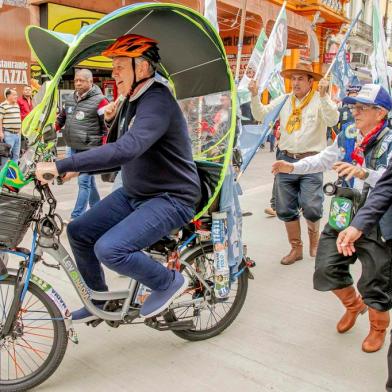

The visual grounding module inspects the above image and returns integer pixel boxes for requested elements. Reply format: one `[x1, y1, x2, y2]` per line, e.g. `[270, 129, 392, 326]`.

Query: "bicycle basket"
[0, 190, 41, 249]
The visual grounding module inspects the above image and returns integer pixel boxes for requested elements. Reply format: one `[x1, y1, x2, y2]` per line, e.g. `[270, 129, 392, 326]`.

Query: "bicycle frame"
[1, 222, 214, 335]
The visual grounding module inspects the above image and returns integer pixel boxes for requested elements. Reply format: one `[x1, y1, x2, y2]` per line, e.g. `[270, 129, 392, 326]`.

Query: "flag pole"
[324, 9, 362, 79]
[235, 0, 247, 85]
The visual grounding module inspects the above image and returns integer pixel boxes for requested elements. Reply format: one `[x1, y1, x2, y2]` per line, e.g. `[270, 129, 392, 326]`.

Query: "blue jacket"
[56, 82, 201, 207]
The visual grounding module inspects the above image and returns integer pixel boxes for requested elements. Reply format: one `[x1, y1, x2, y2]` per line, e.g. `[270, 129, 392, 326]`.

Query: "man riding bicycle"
[35, 34, 201, 322]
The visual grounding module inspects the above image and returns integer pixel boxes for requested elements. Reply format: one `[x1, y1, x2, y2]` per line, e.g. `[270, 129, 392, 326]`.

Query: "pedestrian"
[264, 120, 280, 218]
[333, 84, 361, 136]
[55, 69, 109, 222]
[17, 85, 33, 121]
[0, 88, 22, 167]
[17, 85, 34, 154]
[274, 84, 392, 353]
[336, 158, 392, 389]
[269, 119, 279, 152]
[249, 62, 339, 264]
[213, 93, 230, 134]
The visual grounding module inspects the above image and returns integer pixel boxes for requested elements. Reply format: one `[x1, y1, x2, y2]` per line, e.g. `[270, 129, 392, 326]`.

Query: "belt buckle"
[292, 153, 298, 159]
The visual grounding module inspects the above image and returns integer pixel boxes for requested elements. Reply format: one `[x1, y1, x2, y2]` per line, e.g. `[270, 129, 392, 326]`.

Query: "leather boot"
[306, 219, 320, 257]
[281, 220, 303, 265]
[362, 308, 390, 353]
[333, 286, 367, 333]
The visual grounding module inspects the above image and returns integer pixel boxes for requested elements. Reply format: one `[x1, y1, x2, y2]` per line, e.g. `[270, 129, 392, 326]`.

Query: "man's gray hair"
[75, 68, 93, 82]
[134, 57, 155, 76]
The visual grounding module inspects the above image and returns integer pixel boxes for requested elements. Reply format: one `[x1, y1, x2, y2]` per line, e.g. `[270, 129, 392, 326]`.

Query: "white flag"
[370, 0, 390, 93]
[238, 3, 287, 97]
[204, 0, 219, 32]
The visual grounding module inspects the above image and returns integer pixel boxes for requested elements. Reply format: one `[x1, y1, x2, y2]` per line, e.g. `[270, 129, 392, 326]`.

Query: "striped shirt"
[0, 101, 21, 132]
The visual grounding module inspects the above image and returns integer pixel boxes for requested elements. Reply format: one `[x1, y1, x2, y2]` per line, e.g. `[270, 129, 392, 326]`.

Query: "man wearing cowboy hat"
[249, 62, 339, 265]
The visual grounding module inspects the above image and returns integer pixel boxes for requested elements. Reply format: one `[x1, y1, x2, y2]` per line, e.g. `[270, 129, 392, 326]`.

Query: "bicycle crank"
[144, 316, 194, 331]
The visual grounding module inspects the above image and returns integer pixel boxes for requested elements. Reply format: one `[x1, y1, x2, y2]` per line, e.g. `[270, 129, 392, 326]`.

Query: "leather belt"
[282, 150, 318, 160]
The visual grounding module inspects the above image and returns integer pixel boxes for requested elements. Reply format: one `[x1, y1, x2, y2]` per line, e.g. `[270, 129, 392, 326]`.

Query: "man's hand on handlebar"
[61, 172, 79, 182]
[35, 162, 78, 184]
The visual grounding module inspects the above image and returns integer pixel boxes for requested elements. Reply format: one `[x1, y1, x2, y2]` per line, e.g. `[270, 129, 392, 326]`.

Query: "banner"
[237, 30, 286, 105]
[204, 0, 219, 32]
[332, 48, 360, 99]
[238, 3, 287, 100]
[239, 95, 288, 174]
[370, 0, 390, 93]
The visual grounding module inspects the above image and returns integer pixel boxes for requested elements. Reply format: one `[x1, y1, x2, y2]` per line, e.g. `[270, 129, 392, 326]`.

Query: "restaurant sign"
[0, 59, 28, 85]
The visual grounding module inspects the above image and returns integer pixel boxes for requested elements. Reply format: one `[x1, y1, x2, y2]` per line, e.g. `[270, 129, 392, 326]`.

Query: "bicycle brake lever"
[56, 174, 65, 185]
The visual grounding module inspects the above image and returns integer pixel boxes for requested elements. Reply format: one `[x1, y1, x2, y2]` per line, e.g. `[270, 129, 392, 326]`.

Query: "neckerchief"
[351, 120, 386, 165]
[285, 89, 315, 134]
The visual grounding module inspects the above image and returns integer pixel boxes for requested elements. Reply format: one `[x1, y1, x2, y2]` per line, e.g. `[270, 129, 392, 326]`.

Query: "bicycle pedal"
[87, 319, 103, 327]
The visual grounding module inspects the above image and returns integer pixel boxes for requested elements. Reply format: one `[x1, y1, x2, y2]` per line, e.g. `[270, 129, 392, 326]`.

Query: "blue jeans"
[67, 188, 195, 292]
[275, 150, 323, 222]
[66, 147, 100, 219]
[269, 134, 276, 152]
[1, 131, 20, 167]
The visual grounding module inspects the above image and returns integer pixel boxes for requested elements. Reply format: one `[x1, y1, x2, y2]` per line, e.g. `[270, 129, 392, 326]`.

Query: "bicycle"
[0, 171, 255, 391]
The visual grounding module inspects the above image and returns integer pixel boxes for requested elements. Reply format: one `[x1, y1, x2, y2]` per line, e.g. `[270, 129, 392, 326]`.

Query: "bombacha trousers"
[314, 223, 392, 312]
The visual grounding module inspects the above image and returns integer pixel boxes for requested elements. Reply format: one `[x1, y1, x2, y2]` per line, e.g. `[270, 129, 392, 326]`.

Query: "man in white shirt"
[273, 84, 392, 353]
[249, 62, 339, 265]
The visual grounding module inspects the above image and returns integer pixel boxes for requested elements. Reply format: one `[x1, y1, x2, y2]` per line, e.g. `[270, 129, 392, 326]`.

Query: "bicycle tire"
[164, 243, 248, 341]
[0, 275, 68, 392]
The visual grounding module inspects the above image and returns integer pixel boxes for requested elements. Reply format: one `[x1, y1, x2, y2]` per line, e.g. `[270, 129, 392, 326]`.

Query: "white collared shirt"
[250, 90, 339, 153]
[291, 136, 392, 191]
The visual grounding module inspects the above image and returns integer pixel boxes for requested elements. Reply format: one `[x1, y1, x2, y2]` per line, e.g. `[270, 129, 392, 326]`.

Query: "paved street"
[7, 148, 388, 392]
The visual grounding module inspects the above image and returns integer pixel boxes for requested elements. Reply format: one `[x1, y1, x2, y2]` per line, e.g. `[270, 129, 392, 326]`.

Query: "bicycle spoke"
[0, 278, 60, 385]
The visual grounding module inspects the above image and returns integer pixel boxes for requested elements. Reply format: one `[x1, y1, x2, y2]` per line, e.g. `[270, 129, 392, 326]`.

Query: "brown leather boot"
[281, 220, 303, 265]
[306, 219, 320, 257]
[362, 308, 390, 353]
[333, 286, 367, 333]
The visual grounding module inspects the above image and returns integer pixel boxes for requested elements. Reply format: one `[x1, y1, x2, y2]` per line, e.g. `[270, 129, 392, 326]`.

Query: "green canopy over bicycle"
[22, 2, 236, 219]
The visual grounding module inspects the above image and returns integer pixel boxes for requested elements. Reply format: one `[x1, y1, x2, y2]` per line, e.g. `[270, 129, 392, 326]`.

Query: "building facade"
[0, 0, 350, 97]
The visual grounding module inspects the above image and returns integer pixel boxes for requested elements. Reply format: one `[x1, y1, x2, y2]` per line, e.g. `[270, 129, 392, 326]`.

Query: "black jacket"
[57, 85, 107, 150]
[351, 161, 392, 236]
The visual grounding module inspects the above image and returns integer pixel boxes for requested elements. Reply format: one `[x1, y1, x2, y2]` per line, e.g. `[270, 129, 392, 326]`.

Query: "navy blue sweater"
[56, 82, 201, 207]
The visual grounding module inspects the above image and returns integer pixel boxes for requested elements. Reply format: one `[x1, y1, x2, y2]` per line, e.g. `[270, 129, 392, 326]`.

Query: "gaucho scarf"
[286, 90, 315, 134]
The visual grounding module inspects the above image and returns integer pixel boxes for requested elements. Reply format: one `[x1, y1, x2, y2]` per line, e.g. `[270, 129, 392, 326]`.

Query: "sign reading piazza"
[0, 60, 28, 85]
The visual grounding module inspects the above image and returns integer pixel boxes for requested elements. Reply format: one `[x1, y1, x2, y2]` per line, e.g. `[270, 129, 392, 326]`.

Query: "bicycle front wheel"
[164, 243, 248, 341]
[0, 275, 68, 392]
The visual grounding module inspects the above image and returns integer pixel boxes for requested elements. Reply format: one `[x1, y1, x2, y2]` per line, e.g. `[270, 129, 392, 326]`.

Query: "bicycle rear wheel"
[164, 243, 248, 341]
[0, 275, 68, 392]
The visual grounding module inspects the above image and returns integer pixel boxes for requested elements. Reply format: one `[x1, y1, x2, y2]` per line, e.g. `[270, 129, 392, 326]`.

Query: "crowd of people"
[247, 62, 392, 389]
[3, 34, 392, 389]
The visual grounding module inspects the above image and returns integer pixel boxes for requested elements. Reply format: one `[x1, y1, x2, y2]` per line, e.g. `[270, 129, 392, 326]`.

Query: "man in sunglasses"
[272, 84, 392, 353]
